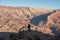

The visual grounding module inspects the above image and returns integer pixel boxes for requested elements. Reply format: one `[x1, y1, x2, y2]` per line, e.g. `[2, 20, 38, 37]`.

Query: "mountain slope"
[0, 6, 60, 40]
[0, 6, 53, 32]
[47, 11, 60, 35]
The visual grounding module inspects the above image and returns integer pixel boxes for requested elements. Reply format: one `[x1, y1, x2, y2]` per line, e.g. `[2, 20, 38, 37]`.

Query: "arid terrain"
[0, 6, 60, 40]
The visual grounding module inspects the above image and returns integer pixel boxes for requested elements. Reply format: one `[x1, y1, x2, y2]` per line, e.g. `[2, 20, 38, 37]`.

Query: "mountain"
[0, 6, 53, 32]
[0, 6, 60, 40]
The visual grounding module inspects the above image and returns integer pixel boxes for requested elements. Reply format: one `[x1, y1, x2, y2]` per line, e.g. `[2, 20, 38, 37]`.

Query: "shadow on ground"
[30, 13, 52, 26]
[0, 30, 60, 40]
[50, 26, 60, 36]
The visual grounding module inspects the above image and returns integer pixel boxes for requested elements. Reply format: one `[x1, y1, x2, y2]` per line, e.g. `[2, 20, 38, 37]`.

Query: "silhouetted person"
[27, 24, 31, 30]
[10, 33, 13, 39]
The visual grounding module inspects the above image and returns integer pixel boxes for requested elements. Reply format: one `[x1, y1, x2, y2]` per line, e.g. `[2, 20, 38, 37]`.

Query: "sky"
[0, 0, 60, 9]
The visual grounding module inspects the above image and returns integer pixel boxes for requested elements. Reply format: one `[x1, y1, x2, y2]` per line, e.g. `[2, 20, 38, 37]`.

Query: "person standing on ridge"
[27, 23, 31, 30]
[24, 18, 31, 30]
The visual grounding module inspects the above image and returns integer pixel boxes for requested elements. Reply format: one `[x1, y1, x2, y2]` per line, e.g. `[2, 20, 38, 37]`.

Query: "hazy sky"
[0, 0, 60, 9]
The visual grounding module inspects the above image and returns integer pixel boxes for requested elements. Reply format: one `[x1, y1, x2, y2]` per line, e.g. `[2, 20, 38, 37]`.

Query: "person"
[27, 24, 31, 30]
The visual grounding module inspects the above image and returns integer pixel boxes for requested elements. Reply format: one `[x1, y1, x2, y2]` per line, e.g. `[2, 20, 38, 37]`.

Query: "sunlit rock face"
[47, 11, 60, 35]
[0, 6, 60, 40]
[0, 6, 53, 32]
